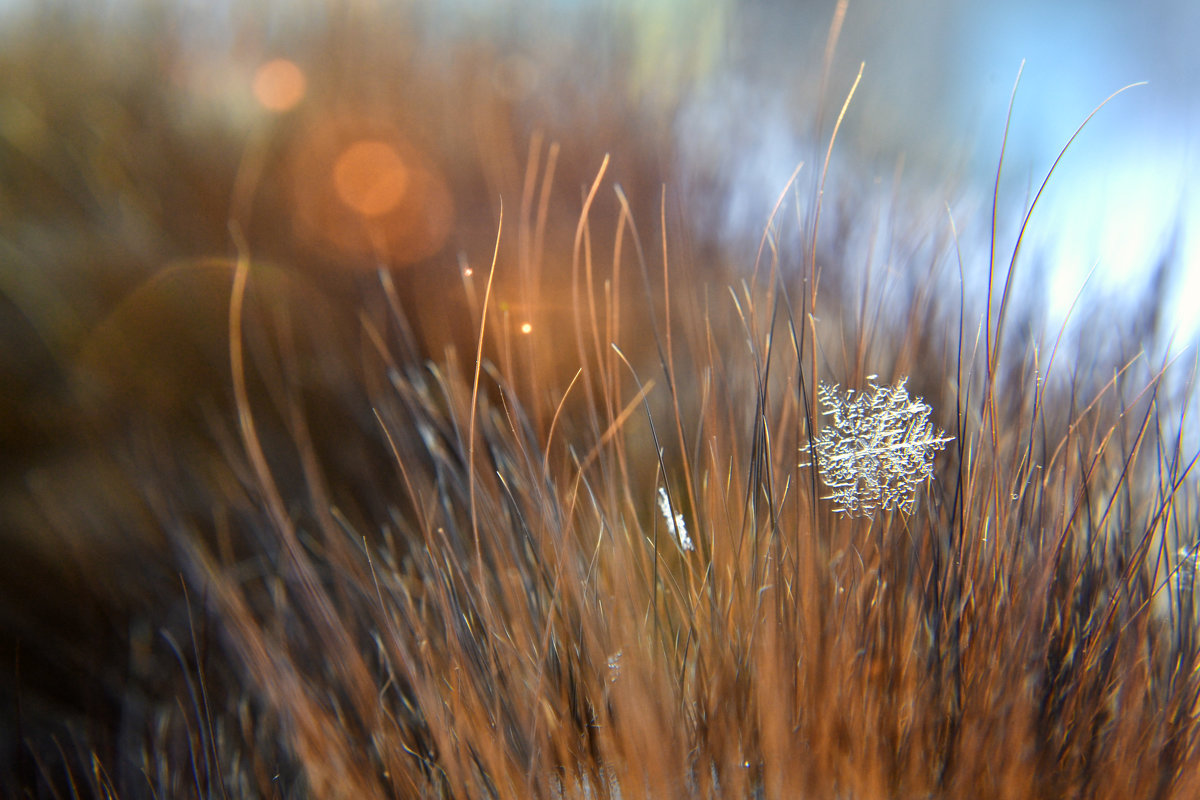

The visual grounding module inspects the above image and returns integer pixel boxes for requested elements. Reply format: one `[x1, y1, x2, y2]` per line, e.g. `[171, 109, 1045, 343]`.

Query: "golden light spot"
[288, 117, 455, 267]
[463, 267, 473, 277]
[253, 59, 306, 112]
[520, 322, 533, 334]
[333, 140, 410, 217]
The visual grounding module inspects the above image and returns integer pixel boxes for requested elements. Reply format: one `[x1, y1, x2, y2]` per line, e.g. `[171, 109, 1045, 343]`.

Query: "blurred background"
[674, 0, 1198, 348]
[2, 0, 1196, 336]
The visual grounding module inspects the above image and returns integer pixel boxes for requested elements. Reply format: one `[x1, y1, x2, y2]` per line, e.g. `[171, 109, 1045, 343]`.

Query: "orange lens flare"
[333, 140, 410, 217]
[288, 117, 455, 268]
[252, 59, 306, 112]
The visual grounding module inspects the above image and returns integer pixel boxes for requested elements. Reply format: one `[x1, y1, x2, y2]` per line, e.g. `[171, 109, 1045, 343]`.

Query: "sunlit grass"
[2, 3, 1198, 799]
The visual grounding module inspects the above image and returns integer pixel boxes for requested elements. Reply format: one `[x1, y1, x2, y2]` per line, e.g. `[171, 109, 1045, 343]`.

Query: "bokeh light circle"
[288, 116, 455, 267]
[333, 140, 410, 217]
[253, 59, 306, 112]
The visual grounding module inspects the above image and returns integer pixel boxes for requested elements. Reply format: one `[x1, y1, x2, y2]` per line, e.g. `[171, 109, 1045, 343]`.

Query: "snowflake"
[804, 377, 953, 518]
[657, 487, 693, 552]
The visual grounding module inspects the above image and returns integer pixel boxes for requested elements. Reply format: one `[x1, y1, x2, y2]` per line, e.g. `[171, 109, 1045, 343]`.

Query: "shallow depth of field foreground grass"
[3, 4, 1200, 799]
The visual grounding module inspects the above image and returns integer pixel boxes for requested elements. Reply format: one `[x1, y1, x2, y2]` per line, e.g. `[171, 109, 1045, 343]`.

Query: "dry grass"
[2, 2, 1198, 799]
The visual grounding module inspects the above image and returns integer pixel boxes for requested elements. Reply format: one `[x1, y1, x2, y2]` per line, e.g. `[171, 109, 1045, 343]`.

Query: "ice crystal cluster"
[657, 486, 694, 552]
[808, 377, 953, 518]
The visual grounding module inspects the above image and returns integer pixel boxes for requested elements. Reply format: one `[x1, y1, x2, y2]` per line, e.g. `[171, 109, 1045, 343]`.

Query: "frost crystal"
[805, 378, 953, 518]
[657, 487, 693, 552]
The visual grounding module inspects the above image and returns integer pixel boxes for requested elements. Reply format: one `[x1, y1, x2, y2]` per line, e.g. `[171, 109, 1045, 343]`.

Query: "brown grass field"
[1, 2, 1198, 797]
